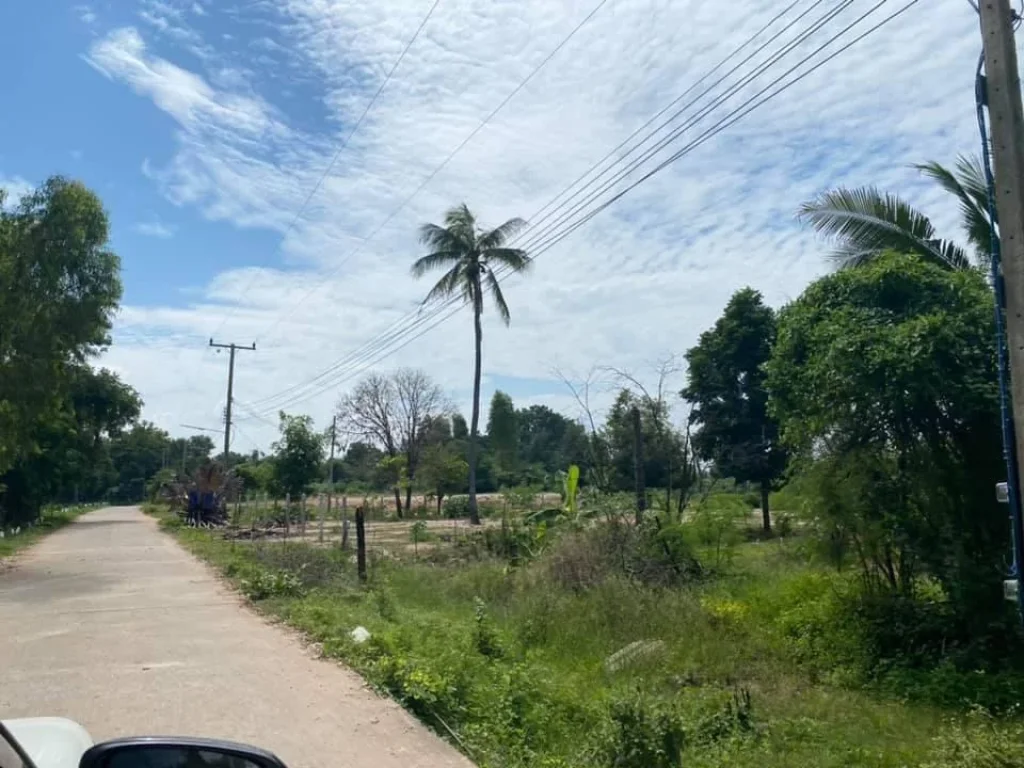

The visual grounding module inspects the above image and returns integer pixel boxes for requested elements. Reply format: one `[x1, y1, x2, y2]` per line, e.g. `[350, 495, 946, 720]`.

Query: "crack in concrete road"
[0, 506, 474, 768]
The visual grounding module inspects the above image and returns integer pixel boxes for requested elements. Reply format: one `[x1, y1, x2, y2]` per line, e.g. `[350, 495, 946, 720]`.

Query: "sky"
[0, 0, 999, 454]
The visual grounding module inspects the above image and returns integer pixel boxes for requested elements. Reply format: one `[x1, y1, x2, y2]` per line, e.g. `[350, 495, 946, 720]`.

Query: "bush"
[240, 569, 304, 600]
[444, 495, 471, 519]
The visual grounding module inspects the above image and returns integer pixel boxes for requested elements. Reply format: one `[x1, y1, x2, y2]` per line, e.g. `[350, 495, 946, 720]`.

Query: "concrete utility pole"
[322, 415, 337, 544]
[978, 0, 1024, 609]
[209, 339, 256, 466]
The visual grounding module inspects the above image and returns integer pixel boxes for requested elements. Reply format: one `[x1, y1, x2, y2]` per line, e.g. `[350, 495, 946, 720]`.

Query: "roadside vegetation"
[10, 160, 1024, 765]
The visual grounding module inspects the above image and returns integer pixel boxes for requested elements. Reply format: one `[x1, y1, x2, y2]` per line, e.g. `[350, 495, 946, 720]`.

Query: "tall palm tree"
[797, 154, 995, 271]
[411, 204, 530, 525]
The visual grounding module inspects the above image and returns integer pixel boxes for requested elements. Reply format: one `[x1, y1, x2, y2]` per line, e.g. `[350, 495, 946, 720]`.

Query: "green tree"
[603, 389, 686, 500]
[682, 288, 786, 532]
[271, 412, 326, 500]
[0, 177, 122, 480]
[452, 413, 469, 441]
[419, 444, 469, 516]
[411, 204, 531, 524]
[106, 422, 172, 503]
[766, 252, 1005, 624]
[486, 390, 518, 475]
[797, 155, 990, 270]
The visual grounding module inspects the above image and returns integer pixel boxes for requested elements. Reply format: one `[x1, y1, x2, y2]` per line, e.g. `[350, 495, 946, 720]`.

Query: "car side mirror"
[79, 737, 288, 768]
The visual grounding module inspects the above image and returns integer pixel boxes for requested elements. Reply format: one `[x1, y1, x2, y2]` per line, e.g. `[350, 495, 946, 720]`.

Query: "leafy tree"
[106, 422, 172, 503]
[487, 390, 518, 474]
[516, 404, 591, 482]
[766, 252, 1005, 624]
[0, 177, 122, 480]
[603, 389, 687, 500]
[271, 412, 325, 500]
[797, 155, 990, 270]
[452, 413, 469, 440]
[682, 288, 786, 532]
[411, 204, 531, 524]
[234, 460, 275, 495]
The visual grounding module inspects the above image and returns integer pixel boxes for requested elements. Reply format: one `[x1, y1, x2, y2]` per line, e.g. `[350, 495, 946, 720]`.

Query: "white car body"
[1, 718, 94, 768]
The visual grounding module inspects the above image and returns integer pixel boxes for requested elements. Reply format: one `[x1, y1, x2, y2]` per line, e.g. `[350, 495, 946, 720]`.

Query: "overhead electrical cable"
[241, 0, 824, 413]
[241, 0, 920, 417]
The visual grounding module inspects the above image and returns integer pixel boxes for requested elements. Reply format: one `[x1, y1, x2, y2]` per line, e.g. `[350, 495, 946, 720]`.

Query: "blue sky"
[0, 0, 998, 452]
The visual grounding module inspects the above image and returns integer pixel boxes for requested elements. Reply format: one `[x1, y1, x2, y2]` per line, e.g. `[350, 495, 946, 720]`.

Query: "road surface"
[0, 506, 473, 768]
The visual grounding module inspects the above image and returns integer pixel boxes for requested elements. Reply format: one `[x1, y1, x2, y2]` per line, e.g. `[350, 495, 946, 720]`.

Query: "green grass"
[144, 503, 1024, 767]
[0, 504, 99, 559]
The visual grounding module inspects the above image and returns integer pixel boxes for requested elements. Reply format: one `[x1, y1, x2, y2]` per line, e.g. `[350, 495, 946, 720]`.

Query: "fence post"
[284, 492, 290, 544]
[300, 494, 307, 537]
[356, 506, 367, 583]
[319, 492, 326, 544]
[341, 494, 349, 550]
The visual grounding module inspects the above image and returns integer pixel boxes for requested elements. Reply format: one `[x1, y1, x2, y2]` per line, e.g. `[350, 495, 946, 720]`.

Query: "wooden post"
[300, 494, 307, 537]
[341, 495, 349, 550]
[632, 406, 647, 525]
[284, 492, 290, 544]
[355, 507, 367, 583]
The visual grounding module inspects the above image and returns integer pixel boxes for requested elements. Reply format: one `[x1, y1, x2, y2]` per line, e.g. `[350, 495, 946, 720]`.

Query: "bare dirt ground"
[0, 506, 474, 768]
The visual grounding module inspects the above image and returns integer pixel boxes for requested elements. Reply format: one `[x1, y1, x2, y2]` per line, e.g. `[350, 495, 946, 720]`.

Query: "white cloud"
[0, 175, 33, 209]
[135, 220, 176, 238]
[75, 4, 97, 25]
[89, 0, 999, 448]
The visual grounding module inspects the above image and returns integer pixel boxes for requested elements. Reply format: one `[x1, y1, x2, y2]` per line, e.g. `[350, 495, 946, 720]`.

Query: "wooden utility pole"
[979, 0, 1024, 611]
[632, 406, 646, 525]
[209, 339, 255, 466]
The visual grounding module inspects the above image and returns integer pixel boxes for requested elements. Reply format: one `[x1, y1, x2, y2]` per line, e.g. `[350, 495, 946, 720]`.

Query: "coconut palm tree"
[798, 154, 994, 271]
[411, 204, 530, 524]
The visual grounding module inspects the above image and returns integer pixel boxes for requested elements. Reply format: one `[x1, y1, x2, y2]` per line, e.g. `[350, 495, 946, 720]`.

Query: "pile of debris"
[160, 462, 241, 527]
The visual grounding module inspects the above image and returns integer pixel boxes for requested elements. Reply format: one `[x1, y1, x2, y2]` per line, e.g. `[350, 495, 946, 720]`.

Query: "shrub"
[597, 691, 687, 768]
[444, 495, 471, 519]
[240, 569, 304, 600]
[924, 709, 1024, 768]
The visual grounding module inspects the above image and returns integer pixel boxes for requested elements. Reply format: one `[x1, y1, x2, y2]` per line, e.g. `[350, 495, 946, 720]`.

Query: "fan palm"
[798, 154, 995, 271]
[411, 204, 530, 524]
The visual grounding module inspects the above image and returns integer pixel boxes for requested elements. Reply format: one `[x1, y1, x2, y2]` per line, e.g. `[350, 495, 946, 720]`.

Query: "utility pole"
[209, 339, 255, 467]
[978, 0, 1024, 613]
[321, 415, 337, 544]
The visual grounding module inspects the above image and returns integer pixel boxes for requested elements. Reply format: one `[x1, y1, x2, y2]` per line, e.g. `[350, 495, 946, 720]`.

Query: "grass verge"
[0, 504, 99, 560]
[144, 503, 1024, 768]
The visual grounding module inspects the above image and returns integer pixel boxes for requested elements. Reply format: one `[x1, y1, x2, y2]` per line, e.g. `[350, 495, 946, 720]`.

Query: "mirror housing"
[79, 737, 288, 768]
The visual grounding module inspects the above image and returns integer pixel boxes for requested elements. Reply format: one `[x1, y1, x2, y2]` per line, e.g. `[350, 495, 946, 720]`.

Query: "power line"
[242, 0, 858, 414]
[241, 0, 918, 416]
[205, 0, 444, 341]
[242, 0, 822, 413]
[252, 0, 615, 347]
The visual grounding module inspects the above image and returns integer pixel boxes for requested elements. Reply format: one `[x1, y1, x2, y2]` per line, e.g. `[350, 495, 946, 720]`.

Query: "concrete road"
[0, 506, 473, 768]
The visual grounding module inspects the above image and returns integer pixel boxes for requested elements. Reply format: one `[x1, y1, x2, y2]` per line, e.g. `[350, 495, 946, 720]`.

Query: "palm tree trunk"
[468, 290, 483, 525]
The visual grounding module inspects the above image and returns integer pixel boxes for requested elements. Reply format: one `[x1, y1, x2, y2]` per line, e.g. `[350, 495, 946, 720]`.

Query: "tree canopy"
[682, 287, 786, 530]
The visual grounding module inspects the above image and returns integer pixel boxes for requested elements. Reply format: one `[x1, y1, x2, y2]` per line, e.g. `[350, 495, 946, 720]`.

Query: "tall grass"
[147, 503, 1024, 767]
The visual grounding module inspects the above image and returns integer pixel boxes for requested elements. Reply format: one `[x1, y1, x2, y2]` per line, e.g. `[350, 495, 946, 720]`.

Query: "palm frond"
[798, 186, 969, 270]
[410, 249, 463, 278]
[423, 263, 466, 305]
[417, 223, 461, 250]
[484, 268, 511, 325]
[443, 204, 476, 247]
[477, 217, 528, 250]
[482, 247, 531, 273]
[916, 155, 995, 261]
